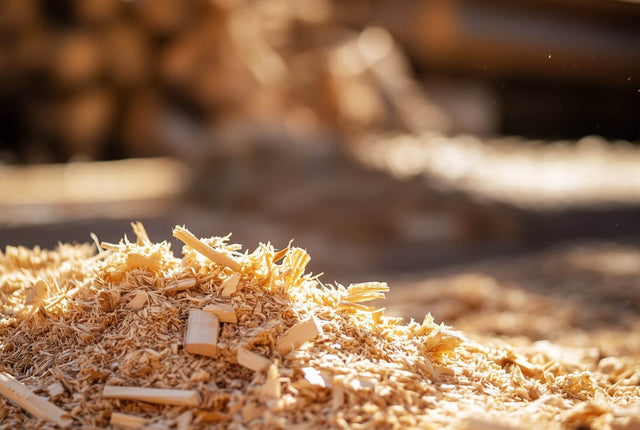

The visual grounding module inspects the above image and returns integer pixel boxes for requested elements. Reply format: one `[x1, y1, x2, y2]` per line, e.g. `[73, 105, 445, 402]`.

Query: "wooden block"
[110, 412, 148, 429]
[220, 273, 240, 297]
[173, 227, 241, 272]
[237, 347, 271, 372]
[203, 303, 237, 323]
[184, 309, 219, 358]
[102, 386, 200, 407]
[125, 291, 148, 311]
[0, 372, 72, 428]
[276, 317, 323, 354]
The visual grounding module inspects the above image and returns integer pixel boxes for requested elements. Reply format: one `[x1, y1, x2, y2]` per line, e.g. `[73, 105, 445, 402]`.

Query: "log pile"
[0, 0, 443, 165]
[1, 223, 638, 428]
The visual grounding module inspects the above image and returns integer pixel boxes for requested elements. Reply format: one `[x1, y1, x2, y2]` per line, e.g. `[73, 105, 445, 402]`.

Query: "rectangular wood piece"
[110, 412, 148, 429]
[184, 309, 220, 357]
[102, 386, 200, 407]
[203, 303, 237, 323]
[0, 372, 72, 428]
[237, 347, 272, 372]
[276, 316, 323, 354]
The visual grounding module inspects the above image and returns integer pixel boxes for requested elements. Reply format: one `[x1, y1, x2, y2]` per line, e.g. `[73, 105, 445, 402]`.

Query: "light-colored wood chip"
[241, 402, 264, 421]
[46, 382, 65, 398]
[276, 316, 323, 354]
[263, 361, 281, 400]
[237, 347, 272, 372]
[176, 410, 193, 430]
[162, 278, 197, 293]
[102, 386, 200, 407]
[301, 367, 331, 388]
[0, 372, 72, 428]
[110, 412, 148, 429]
[173, 226, 241, 272]
[203, 303, 237, 323]
[184, 309, 220, 358]
[220, 273, 240, 297]
[125, 290, 148, 311]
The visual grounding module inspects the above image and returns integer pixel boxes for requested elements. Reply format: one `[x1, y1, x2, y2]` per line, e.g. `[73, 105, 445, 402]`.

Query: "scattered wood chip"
[110, 411, 148, 429]
[0, 372, 72, 428]
[237, 347, 272, 372]
[24, 280, 48, 307]
[277, 316, 323, 354]
[203, 303, 237, 323]
[46, 382, 65, 398]
[175, 410, 193, 430]
[301, 367, 331, 388]
[163, 278, 197, 293]
[241, 402, 264, 421]
[220, 273, 240, 297]
[125, 291, 148, 311]
[173, 226, 241, 272]
[184, 309, 220, 358]
[263, 361, 281, 400]
[102, 386, 200, 407]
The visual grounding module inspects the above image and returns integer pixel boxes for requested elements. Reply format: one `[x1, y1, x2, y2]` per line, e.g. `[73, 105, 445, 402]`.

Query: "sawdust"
[1, 224, 638, 429]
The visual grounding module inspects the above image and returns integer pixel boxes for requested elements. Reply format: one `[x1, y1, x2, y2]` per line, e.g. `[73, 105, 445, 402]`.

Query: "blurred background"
[1, 0, 640, 285]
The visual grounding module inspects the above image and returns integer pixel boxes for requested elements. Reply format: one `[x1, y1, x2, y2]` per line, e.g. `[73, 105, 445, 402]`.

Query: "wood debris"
[125, 290, 148, 311]
[276, 316, 323, 354]
[203, 303, 237, 323]
[102, 386, 200, 407]
[237, 347, 271, 372]
[220, 273, 240, 297]
[173, 226, 241, 272]
[1, 223, 639, 429]
[184, 310, 219, 358]
[110, 411, 148, 429]
[0, 372, 72, 428]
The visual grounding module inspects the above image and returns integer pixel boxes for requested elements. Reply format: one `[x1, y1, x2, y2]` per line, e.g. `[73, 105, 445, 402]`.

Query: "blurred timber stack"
[2, 0, 639, 164]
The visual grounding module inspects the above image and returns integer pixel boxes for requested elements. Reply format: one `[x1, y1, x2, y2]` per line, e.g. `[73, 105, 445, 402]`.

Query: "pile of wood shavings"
[1, 224, 638, 429]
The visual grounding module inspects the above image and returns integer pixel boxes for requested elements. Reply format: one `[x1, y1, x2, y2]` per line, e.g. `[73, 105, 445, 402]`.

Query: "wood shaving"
[1, 224, 638, 429]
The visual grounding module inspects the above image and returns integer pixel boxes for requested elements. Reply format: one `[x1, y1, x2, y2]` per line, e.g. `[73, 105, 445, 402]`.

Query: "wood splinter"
[110, 412, 148, 429]
[0, 372, 72, 428]
[237, 347, 272, 372]
[173, 226, 241, 272]
[277, 316, 323, 354]
[102, 386, 200, 407]
[184, 309, 220, 358]
[203, 303, 237, 323]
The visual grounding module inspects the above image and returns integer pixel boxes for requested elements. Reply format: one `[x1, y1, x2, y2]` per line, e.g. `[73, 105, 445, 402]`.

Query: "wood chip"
[176, 410, 193, 430]
[184, 309, 220, 358]
[220, 273, 240, 297]
[203, 303, 237, 323]
[46, 382, 65, 398]
[263, 361, 281, 400]
[0, 372, 72, 428]
[237, 347, 272, 372]
[276, 316, 323, 354]
[102, 386, 200, 407]
[125, 290, 148, 311]
[110, 412, 148, 429]
[162, 278, 197, 293]
[173, 226, 241, 272]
